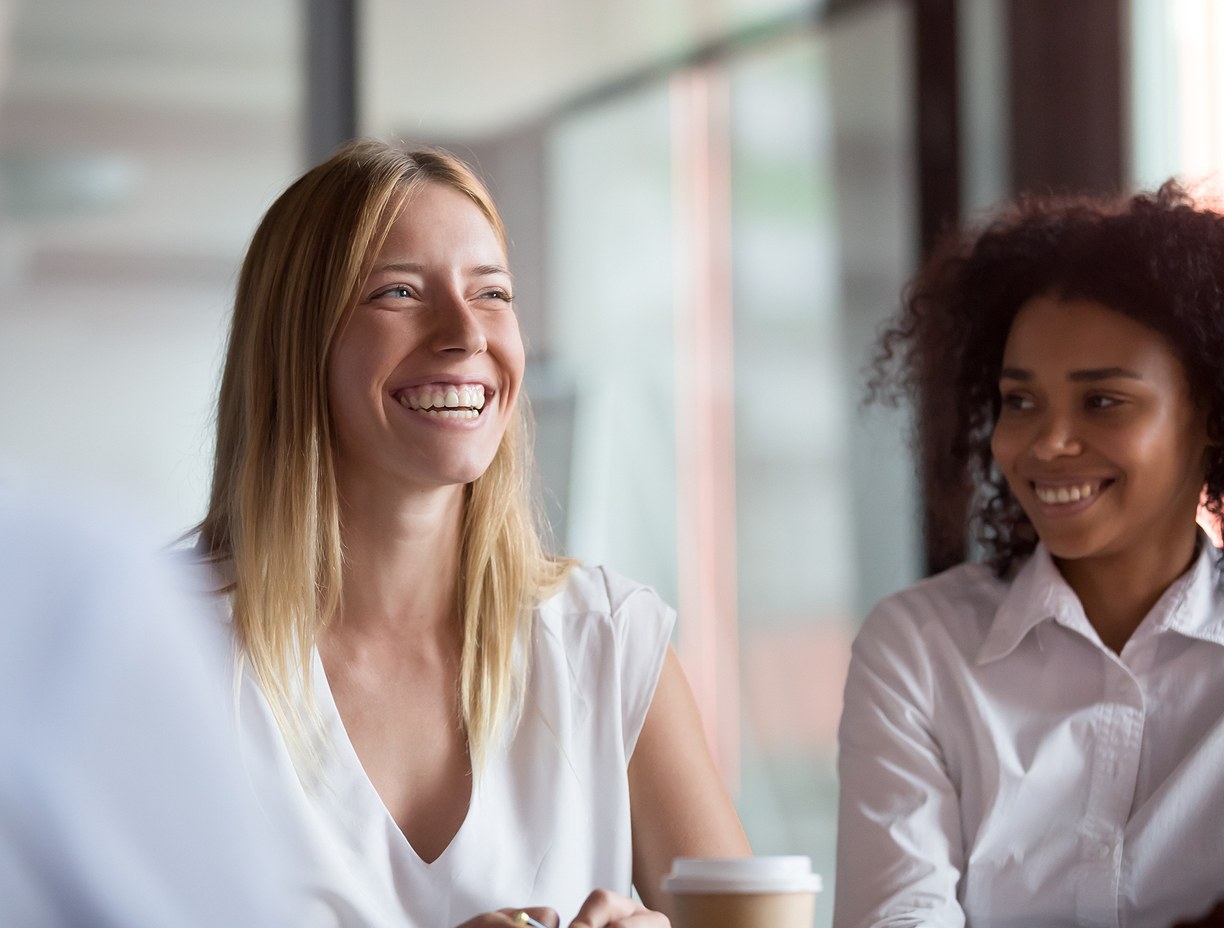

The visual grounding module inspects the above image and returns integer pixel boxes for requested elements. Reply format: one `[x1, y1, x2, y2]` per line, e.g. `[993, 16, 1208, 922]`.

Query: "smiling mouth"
[1032, 480, 1111, 505]
[395, 383, 487, 419]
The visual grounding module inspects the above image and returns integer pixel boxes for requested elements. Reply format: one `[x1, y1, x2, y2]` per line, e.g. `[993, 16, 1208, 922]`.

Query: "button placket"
[1075, 662, 1145, 928]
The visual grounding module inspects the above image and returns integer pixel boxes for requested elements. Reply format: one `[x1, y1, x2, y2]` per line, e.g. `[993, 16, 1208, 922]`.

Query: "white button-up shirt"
[835, 540, 1224, 928]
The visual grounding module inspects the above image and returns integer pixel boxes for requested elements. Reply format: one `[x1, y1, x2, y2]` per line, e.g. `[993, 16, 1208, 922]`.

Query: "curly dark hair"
[870, 181, 1224, 575]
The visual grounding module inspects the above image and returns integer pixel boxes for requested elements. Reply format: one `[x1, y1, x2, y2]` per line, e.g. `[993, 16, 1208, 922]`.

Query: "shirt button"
[1094, 842, 1111, 859]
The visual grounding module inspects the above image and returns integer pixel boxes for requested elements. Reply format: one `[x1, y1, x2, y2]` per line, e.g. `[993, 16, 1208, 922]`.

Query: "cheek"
[989, 423, 1015, 472]
[989, 423, 1030, 499]
[326, 333, 382, 428]
[1164, 416, 1212, 487]
[325, 363, 359, 448]
[495, 323, 527, 386]
[326, 349, 358, 418]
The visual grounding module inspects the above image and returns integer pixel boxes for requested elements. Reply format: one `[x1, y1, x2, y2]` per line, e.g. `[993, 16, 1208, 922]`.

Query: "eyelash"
[370, 285, 513, 303]
[1084, 393, 1121, 410]
[997, 392, 1123, 412]
[378, 285, 414, 300]
[1000, 392, 1032, 411]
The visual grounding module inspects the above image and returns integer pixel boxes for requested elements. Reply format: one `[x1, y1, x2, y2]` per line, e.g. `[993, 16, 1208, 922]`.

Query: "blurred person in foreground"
[835, 183, 1224, 928]
[0, 2, 317, 921]
[194, 139, 750, 928]
[0, 487, 307, 926]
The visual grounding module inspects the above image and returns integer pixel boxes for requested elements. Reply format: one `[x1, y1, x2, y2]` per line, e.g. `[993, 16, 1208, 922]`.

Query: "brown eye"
[999, 392, 1032, 411]
[1084, 394, 1121, 410]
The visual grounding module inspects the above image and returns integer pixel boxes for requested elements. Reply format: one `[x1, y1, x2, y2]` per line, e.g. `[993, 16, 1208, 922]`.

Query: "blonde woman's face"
[328, 181, 525, 498]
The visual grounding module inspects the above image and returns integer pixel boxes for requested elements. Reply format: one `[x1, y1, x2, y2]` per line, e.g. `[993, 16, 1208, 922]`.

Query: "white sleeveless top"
[226, 565, 675, 928]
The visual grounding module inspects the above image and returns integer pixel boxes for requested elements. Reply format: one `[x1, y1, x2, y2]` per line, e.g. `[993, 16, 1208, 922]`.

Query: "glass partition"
[0, 0, 301, 538]
[540, 6, 919, 922]
[1130, 0, 1224, 195]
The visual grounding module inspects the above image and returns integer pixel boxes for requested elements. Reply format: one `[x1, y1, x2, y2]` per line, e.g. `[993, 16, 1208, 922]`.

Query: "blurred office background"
[2, 1, 1222, 924]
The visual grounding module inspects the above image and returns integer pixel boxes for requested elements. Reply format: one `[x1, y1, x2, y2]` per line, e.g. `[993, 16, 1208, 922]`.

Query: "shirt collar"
[977, 545, 1082, 665]
[976, 535, 1224, 665]
[1150, 535, 1224, 646]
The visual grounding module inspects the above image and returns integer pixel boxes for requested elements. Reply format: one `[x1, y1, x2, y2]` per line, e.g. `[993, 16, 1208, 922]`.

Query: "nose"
[1031, 411, 1083, 461]
[429, 292, 487, 356]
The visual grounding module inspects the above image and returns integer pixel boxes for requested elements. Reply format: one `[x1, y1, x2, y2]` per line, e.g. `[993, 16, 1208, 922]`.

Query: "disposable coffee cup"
[662, 856, 822, 928]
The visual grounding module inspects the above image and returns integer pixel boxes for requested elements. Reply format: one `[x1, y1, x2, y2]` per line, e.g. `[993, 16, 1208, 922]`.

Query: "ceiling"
[8, 0, 817, 136]
[361, 0, 814, 140]
[0, 0, 819, 277]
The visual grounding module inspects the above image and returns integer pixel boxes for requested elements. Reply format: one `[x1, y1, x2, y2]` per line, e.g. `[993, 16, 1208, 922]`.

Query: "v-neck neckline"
[310, 647, 479, 869]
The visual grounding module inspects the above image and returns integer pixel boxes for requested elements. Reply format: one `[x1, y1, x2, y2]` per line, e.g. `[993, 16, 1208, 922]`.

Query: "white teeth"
[397, 383, 486, 413]
[1035, 482, 1097, 505]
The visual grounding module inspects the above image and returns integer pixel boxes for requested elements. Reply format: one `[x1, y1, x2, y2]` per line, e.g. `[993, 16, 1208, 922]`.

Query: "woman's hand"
[569, 889, 669, 928]
[452, 890, 667, 928]
[455, 907, 559, 928]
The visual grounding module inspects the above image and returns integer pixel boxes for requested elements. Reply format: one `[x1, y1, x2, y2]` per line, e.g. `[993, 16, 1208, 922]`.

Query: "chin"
[435, 457, 500, 489]
[1029, 524, 1093, 560]
[1043, 543, 1096, 564]
[1040, 532, 1122, 565]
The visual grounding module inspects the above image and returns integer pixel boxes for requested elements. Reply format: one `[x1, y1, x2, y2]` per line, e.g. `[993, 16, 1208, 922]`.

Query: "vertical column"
[305, 0, 359, 165]
[913, 0, 962, 255]
[1007, 0, 1123, 196]
[912, 0, 965, 574]
[670, 66, 741, 791]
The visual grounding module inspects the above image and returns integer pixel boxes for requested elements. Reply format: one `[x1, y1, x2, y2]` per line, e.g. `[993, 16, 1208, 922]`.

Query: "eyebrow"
[368, 262, 512, 278]
[370, 262, 422, 275]
[999, 366, 1144, 382]
[472, 264, 513, 278]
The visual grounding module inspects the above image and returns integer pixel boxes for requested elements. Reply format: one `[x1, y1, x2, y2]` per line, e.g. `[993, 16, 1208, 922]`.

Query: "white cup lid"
[661, 856, 823, 894]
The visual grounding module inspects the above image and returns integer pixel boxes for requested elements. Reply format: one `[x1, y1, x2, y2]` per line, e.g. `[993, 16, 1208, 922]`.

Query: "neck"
[1054, 527, 1201, 653]
[332, 479, 467, 643]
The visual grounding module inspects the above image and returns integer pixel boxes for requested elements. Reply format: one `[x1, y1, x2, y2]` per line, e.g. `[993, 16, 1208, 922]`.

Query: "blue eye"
[365, 284, 419, 304]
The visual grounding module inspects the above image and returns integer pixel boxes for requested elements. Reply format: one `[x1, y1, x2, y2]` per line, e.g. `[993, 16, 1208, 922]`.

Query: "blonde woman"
[197, 139, 749, 928]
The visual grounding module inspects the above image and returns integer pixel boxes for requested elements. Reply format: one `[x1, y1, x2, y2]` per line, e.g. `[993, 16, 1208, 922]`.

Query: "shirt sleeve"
[600, 568, 677, 761]
[833, 592, 967, 928]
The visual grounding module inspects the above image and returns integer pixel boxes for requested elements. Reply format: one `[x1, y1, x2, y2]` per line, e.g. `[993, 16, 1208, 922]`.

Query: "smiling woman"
[990, 296, 1211, 650]
[327, 181, 525, 499]
[195, 139, 750, 928]
[835, 183, 1224, 928]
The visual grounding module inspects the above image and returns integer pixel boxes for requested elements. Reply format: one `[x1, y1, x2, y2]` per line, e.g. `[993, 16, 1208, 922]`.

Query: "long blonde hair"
[198, 139, 572, 769]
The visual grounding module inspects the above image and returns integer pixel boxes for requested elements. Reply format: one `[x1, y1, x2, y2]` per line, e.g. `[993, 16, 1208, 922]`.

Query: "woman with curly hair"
[834, 183, 1224, 928]
[198, 139, 748, 928]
